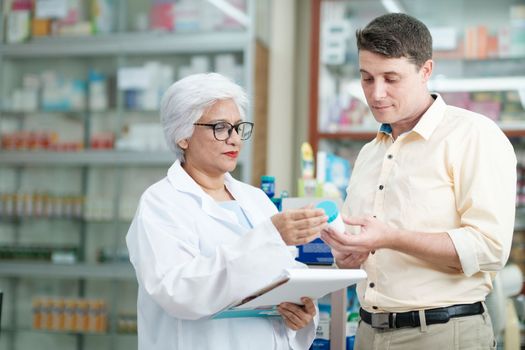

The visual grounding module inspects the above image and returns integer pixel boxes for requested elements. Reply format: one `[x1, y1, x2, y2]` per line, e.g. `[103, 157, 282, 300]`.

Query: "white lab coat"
[126, 160, 317, 350]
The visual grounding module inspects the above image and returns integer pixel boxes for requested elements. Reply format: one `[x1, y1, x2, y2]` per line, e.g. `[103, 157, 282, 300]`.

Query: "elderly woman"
[126, 73, 327, 350]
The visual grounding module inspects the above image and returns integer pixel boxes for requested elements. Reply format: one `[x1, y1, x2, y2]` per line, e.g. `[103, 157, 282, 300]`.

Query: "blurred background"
[0, 0, 524, 349]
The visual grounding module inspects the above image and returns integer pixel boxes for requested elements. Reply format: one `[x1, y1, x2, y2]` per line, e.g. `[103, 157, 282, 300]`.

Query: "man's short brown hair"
[356, 13, 432, 69]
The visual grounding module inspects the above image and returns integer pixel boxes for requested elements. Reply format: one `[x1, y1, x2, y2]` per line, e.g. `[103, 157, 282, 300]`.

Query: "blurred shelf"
[345, 77, 525, 102]
[318, 131, 377, 141]
[0, 216, 85, 224]
[0, 261, 135, 280]
[0, 109, 159, 116]
[0, 31, 248, 57]
[0, 217, 133, 224]
[515, 208, 525, 231]
[317, 123, 525, 140]
[1, 327, 137, 336]
[429, 77, 525, 92]
[0, 150, 174, 166]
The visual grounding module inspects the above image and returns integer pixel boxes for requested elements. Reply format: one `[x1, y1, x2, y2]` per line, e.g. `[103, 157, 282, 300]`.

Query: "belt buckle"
[371, 313, 390, 329]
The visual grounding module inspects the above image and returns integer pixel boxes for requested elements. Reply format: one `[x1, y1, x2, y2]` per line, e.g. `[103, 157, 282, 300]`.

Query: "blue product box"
[311, 338, 330, 350]
[310, 295, 331, 350]
[346, 336, 355, 350]
[296, 238, 334, 265]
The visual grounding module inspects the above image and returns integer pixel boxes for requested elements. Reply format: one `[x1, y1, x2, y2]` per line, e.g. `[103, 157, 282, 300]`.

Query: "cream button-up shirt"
[343, 94, 517, 313]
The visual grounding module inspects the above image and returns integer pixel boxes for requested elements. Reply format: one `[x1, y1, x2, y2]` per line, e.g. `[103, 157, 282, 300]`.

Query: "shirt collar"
[167, 159, 245, 225]
[377, 94, 446, 141]
[167, 159, 237, 199]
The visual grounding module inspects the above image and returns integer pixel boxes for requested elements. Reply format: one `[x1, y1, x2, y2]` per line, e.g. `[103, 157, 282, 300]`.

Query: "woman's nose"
[226, 127, 241, 144]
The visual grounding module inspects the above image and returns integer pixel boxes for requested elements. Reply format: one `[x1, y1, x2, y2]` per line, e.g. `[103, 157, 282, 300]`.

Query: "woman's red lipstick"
[224, 151, 238, 158]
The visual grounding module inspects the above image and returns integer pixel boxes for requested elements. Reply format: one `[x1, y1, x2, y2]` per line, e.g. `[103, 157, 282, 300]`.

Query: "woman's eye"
[214, 123, 228, 131]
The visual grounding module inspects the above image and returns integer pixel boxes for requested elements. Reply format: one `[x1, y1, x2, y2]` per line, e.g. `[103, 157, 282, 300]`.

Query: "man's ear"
[177, 139, 189, 150]
[420, 59, 433, 82]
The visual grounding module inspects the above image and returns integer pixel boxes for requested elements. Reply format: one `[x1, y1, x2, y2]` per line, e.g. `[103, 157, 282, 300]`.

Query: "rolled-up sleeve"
[447, 124, 516, 277]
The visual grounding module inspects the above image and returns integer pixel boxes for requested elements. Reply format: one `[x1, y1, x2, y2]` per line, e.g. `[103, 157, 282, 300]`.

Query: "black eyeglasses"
[193, 121, 254, 141]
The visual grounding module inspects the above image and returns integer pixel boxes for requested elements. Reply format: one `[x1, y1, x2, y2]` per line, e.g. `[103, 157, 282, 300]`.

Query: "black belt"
[360, 302, 484, 330]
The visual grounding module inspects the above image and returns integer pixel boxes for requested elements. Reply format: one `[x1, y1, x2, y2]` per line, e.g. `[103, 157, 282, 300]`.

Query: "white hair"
[160, 72, 248, 162]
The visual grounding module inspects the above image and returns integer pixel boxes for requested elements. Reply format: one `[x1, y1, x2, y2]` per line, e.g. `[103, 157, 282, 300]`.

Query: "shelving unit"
[0, 32, 249, 57]
[309, 1, 525, 349]
[309, 0, 525, 155]
[0, 262, 135, 280]
[0, 1, 255, 350]
[0, 150, 174, 166]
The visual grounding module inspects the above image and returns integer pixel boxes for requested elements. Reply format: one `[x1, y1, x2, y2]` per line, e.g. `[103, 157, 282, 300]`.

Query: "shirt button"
[379, 185, 384, 190]
[371, 250, 376, 254]
[387, 154, 393, 159]
[369, 282, 375, 288]
[372, 306, 378, 310]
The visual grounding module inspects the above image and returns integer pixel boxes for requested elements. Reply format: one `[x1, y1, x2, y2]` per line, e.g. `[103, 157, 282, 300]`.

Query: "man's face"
[358, 50, 433, 127]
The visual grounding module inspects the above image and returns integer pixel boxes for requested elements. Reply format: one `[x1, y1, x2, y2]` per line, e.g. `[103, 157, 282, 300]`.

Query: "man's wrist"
[385, 226, 403, 250]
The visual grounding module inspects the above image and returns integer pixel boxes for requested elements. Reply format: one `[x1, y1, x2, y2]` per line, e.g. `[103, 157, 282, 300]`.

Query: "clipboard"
[212, 268, 366, 319]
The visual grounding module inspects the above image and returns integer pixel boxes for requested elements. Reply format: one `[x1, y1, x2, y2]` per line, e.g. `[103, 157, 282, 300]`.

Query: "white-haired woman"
[126, 73, 327, 350]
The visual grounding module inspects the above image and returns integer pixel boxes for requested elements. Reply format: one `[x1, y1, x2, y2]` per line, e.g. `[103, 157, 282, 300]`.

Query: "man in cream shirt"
[321, 13, 516, 350]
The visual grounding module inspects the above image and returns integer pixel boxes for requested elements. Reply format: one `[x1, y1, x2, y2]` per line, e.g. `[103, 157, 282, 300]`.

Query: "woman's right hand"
[271, 208, 327, 245]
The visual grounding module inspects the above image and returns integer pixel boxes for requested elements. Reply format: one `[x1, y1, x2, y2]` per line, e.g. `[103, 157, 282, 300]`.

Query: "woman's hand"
[278, 297, 317, 331]
[271, 208, 328, 245]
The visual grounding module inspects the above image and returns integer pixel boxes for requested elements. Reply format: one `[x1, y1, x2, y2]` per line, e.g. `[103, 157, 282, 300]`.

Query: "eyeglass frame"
[193, 121, 254, 141]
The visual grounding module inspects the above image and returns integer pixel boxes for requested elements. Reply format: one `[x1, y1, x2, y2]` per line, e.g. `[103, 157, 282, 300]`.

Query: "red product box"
[149, 3, 175, 31]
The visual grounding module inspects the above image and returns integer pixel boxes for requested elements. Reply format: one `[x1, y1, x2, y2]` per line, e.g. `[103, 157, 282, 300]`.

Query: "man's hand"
[320, 226, 370, 268]
[278, 297, 317, 331]
[271, 208, 328, 245]
[333, 248, 369, 269]
[321, 215, 394, 254]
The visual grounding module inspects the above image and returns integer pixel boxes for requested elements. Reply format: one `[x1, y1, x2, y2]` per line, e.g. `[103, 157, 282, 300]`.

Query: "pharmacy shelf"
[0, 31, 249, 57]
[0, 261, 135, 280]
[428, 77, 525, 92]
[515, 208, 525, 231]
[317, 125, 525, 140]
[0, 327, 137, 337]
[0, 150, 174, 166]
[346, 77, 525, 97]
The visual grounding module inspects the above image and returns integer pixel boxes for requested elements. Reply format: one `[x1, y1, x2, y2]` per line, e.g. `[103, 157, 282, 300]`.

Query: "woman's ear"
[177, 139, 189, 150]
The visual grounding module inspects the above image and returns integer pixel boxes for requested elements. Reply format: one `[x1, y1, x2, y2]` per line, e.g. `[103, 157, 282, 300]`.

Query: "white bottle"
[316, 200, 345, 234]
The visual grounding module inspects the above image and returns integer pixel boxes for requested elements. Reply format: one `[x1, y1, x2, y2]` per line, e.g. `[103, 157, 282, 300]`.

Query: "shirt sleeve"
[126, 195, 297, 320]
[447, 124, 516, 277]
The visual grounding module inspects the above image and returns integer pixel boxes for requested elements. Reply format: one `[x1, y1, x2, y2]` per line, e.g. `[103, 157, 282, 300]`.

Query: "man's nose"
[371, 81, 387, 100]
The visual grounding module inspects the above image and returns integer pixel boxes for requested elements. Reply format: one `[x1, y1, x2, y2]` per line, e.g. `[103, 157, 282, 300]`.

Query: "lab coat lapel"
[167, 161, 243, 228]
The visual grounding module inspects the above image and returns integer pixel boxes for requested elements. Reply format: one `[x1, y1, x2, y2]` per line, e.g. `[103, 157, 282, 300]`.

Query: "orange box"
[32, 298, 43, 329]
[32, 18, 51, 37]
[64, 299, 78, 331]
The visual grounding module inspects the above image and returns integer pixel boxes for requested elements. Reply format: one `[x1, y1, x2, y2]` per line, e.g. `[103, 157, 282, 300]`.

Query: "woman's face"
[179, 99, 243, 177]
